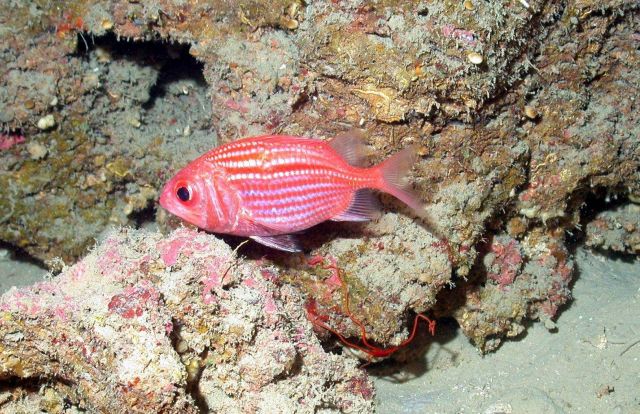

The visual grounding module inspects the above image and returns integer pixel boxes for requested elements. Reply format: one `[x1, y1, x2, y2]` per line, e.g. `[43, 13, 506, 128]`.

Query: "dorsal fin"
[328, 129, 367, 167]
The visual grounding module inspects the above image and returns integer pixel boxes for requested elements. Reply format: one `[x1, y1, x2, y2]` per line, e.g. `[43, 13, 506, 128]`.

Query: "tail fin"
[375, 146, 426, 216]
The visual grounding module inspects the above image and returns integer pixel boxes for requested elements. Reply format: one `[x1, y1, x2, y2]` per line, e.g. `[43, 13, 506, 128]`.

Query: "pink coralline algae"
[484, 236, 524, 289]
[535, 247, 574, 318]
[224, 97, 251, 113]
[518, 175, 563, 203]
[449, 228, 575, 352]
[108, 281, 160, 319]
[441, 24, 478, 46]
[0, 279, 77, 321]
[157, 227, 214, 266]
[0, 133, 25, 150]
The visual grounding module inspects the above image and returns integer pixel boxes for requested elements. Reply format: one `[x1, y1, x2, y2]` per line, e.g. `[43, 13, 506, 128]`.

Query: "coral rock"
[586, 203, 640, 255]
[0, 228, 374, 413]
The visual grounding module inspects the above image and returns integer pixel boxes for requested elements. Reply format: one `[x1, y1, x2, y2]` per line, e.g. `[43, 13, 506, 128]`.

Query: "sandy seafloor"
[373, 248, 640, 414]
[1, 245, 638, 413]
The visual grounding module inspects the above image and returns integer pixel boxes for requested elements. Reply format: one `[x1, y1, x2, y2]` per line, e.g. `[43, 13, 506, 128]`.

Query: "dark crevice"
[568, 189, 637, 262]
[0, 376, 80, 409]
[130, 203, 157, 229]
[168, 321, 210, 412]
[73, 31, 207, 110]
[0, 240, 46, 269]
[142, 47, 207, 111]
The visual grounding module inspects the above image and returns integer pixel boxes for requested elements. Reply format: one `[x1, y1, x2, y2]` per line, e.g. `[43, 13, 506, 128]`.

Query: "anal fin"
[250, 234, 302, 252]
[331, 189, 381, 222]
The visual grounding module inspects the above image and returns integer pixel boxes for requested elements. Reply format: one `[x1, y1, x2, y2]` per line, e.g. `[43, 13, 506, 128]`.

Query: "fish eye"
[176, 186, 191, 202]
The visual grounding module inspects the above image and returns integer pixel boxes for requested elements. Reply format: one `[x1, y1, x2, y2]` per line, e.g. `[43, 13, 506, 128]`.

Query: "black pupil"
[177, 187, 190, 202]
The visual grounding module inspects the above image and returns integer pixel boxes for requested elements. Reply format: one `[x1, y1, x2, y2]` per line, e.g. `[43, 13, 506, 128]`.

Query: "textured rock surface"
[0, 0, 638, 356]
[0, 228, 374, 413]
[442, 227, 574, 352]
[585, 202, 640, 255]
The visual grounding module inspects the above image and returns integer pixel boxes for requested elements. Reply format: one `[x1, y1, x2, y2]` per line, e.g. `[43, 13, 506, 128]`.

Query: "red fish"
[159, 131, 423, 252]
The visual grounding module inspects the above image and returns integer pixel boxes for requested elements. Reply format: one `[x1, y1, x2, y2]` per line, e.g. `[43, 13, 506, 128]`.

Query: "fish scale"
[159, 133, 423, 252]
[216, 140, 370, 231]
[238, 170, 355, 230]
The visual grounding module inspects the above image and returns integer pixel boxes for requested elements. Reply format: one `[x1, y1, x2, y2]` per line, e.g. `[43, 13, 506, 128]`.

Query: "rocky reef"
[0, 228, 374, 412]
[0, 0, 639, 410]
[585, 202, 640, 255]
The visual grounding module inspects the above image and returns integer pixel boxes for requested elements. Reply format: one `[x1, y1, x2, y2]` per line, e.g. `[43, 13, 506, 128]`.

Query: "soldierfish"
[159, 131, 423, 252]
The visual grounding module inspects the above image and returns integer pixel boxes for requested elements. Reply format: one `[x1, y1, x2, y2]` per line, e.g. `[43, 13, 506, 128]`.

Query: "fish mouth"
[158, 182, 172, 211]
[158, 181, 185, 219]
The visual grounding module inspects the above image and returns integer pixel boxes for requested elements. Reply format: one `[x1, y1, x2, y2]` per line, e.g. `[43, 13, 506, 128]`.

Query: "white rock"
[37, 114, 56, 130]
[26, 142, 48, 160]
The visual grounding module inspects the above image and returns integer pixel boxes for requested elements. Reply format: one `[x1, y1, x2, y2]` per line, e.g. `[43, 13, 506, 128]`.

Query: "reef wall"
[0, 1, 638, 407]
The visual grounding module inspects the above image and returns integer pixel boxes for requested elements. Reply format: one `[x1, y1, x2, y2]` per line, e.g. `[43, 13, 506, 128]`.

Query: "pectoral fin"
[250, 234, 302, 252]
